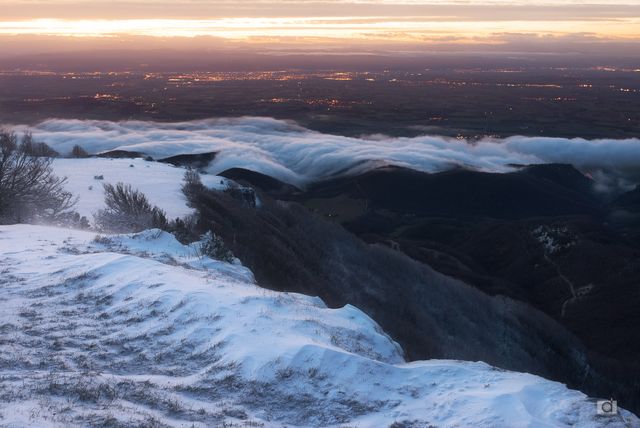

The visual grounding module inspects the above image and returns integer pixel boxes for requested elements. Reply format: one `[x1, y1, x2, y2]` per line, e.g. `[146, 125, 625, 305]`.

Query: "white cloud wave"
[9, 117, 640, 188]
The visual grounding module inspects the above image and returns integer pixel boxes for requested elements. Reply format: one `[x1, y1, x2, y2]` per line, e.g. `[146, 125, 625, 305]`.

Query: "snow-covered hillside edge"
[0, 225, 636, 427]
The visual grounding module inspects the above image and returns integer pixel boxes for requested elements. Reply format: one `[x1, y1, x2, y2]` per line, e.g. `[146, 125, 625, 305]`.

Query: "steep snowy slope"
[0, 225, 637, 427]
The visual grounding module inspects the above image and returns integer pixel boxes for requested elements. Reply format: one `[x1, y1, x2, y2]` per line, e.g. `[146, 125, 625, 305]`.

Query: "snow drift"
[0, 224, 637, 427]
[11, 117, 640, 188]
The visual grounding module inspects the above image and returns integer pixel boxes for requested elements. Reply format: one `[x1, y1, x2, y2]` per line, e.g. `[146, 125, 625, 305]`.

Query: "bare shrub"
[92, 234, 113, 245]
[171, 213, 198, 244]
[54, 211, 90, 229]
[94, 183, 168, 233]
[0, 130, 76, 224]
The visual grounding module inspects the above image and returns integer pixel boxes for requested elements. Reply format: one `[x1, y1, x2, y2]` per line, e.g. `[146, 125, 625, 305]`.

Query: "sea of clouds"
[9, 117, 640, 189]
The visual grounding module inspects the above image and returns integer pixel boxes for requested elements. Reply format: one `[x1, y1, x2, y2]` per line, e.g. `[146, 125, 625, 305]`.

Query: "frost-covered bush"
[94, 183, 168, 233]
[197, 231, 234, 263]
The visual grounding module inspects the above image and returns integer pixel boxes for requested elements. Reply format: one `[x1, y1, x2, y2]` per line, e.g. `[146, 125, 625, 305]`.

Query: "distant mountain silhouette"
[300, 164, 603, 220]
[220, 168, 301, 196]
[159, 152, 217, 168]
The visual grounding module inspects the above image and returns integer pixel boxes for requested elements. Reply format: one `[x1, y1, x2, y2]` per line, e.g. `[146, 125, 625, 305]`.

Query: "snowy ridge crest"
[0, 225, 637, 427]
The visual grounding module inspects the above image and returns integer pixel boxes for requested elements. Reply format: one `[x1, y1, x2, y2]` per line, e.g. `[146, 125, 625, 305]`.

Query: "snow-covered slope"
[51, 158, 230, 220]
[0, 224, 636, 427]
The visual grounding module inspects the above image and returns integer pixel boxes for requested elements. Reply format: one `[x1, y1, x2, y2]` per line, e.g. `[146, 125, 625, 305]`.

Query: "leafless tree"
[0, 130, 76, 224]
[20, 132, 59, 157]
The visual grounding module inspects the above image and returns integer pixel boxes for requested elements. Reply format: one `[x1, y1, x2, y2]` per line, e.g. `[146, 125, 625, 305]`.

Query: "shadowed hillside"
[182, 171, 640, 413]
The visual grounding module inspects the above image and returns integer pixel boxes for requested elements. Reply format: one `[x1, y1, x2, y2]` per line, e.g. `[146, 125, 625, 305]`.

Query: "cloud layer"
[10, 117, 640, 188]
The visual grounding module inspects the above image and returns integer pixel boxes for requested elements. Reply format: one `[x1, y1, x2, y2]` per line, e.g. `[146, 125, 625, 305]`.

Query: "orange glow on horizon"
[0, 17, 638, 43]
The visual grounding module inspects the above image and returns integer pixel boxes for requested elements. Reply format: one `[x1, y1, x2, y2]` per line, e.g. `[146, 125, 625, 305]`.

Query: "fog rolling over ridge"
[11, 117, 640, 189]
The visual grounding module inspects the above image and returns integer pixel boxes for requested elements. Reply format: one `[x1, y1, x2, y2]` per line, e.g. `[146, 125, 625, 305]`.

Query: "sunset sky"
[1, 0, 639, 57]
